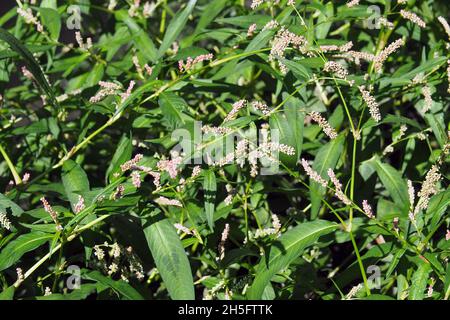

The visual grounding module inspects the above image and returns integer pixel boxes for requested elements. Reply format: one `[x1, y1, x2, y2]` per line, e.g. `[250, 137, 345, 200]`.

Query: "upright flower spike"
[438, 16, 450, 41]
[400, 10, 426, 28]
[373, 38, 405, 72]
[407, 180, 415, 208]
[309, 111, 338, 139]
[131, 171, 141, 188]
[346, 0, 360, 8]
[251, 101, 271, 115]
[218, 223, 230, 260]
[323, 61, 349, 80]
[74, 195, 85, 214]
[247, 24, 257, 37]
[272, 214, 281, 232]
[108, 0, 117, 10]
[0, 212, 12, 230]
[447, 60, 450, 93]
[174, 223, 192, 235]
[155, 196, 182, 207]
[327, 169, 352, 205]
[358, 85, 381, 122]
[191, 165, 201, 178]
[178, 54, 213, 72]
[17, 7, 43, 32]
[414, 165, 441, 214]
[40, 197, 62, 231]
[120, 154, 143, 172]
[16, 268, 24, 285]
[362, 200, 374, 219]
[75, 31, 92, 51]
[224, 100, 247, 122]
[120, 80, 135, 102]
[300, 158, 328, 188]
[269, 27, 307, 73]
[421, 85, 433, 113]
[89, 81, 122, 103]
[251, 0, 264, 10]
[157, 154, 183, 179]
[262, 20, 279, 31]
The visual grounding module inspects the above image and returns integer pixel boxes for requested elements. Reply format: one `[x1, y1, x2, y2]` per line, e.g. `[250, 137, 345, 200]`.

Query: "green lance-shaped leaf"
[38, 8, 61, 41]
[366, 155, 410, 215]
[0, 28, 58, 108]
[115, 10, 158, 63]
[37, 283, 97, 300]
[203, 170, 217, 231]
[62, 160, 90, 212]
[409, 261, 432, 300]
[247, 220, 338, 299]
[158, 92, 189, 130]
[310, 134, 345, 219]
[0, 194, 24, 217]
[105, 133, 132, 183]
[184, 0, 227, 45]
[142, 217, 195, 300]
[158, 0, 197, 57]
[0, 232, 53, 271]
[444, 264, 450, 300]
[269, 93, 304, 168]
[0, 286, 15, 300]
[82, 270, 144, 300]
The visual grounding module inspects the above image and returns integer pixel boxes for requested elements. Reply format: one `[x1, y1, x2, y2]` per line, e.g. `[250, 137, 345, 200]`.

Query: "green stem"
[0, 144, 22, 185]
[14, 214, 111, 288]
[350, 232, 370, 296]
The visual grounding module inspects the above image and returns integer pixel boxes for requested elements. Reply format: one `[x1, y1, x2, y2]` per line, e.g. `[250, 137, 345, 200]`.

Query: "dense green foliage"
[0, 0, 449, 300]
